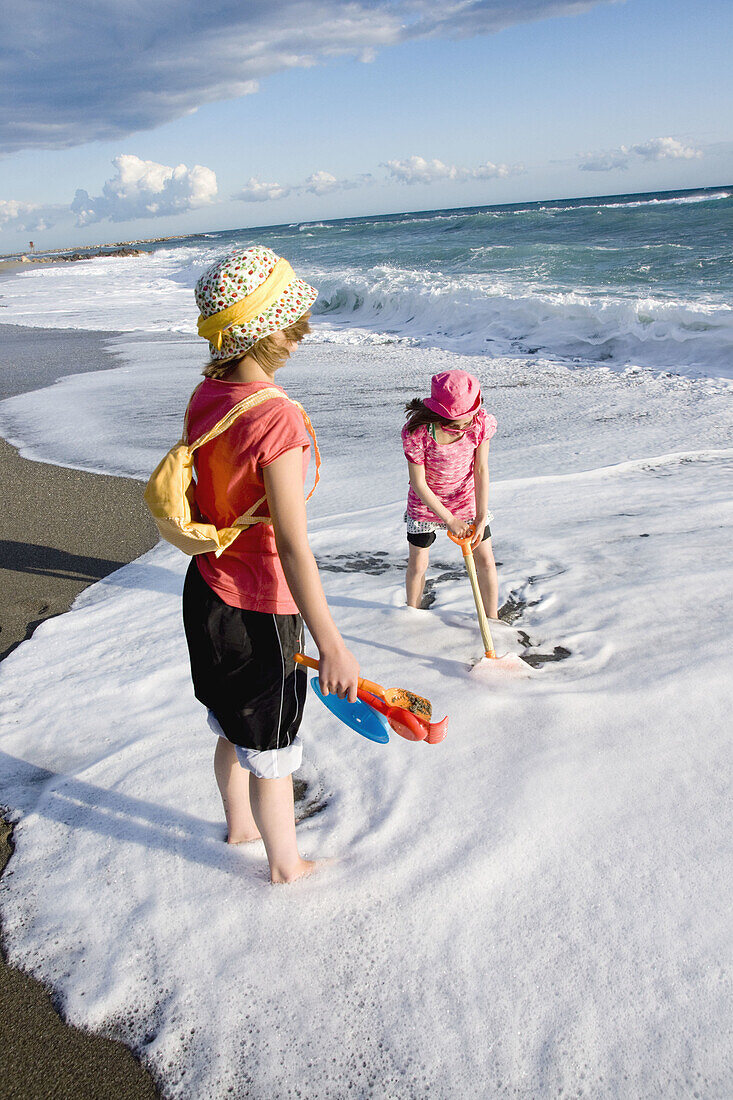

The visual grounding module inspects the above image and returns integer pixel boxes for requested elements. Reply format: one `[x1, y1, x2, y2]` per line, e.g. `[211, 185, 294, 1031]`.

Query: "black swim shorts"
[182, 560, 307, 753]
[407, 524, 491, 548]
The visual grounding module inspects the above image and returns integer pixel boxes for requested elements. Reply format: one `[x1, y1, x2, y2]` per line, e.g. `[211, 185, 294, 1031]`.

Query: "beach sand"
[0, 325, 160, 1097]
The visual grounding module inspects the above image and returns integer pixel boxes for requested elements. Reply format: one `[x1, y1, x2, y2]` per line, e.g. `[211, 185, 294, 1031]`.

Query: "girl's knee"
[474, 543, 495, 567]
[408, 546, 430, 569]
[407, 555, 427, 572]
[407, 562, 428, 583]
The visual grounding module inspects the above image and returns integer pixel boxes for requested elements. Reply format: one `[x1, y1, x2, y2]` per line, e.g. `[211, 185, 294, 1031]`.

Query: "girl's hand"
[447, 515, 471, 540]
[470, 519, 486, 549]
[317, 645, 360, 703]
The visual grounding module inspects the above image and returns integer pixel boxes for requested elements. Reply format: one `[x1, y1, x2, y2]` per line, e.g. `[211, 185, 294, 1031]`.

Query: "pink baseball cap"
[423, 370, 482, 420]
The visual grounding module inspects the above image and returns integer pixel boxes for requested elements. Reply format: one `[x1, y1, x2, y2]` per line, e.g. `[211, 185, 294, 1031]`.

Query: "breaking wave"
[311, 265, 733, 376]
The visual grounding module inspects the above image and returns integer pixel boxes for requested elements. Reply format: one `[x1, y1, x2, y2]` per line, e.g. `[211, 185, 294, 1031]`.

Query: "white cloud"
[234, 177, 292, 202]
[302, 170, 370, 195]
[470, 161, 516, 180]
[578, 152, 632, 172]
[303, 171, 342, 196]
[384, 155, 520, 185]
[0, 1, 618, 152]
[629, 137, 702, 161]
[580, 136, 702, 172]
[233, 157, 517, 201]
[70, 155, 217, 225]
[233, 169, 371, 202]
[0, 199, 56, 232]
[385, 156, 460, 184]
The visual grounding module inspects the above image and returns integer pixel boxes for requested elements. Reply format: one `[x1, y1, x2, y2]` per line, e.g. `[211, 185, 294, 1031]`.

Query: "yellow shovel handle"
[447, 527, 496, 659]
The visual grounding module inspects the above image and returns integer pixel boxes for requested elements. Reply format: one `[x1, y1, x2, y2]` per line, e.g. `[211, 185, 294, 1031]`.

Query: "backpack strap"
[288, 399, 321, 502]
[185, 386, 321, 528]
[185, 387, 283, 450]
[182, 381, 205, 444]
[233, 493, 270, 528]
[231, 402, 321, 528]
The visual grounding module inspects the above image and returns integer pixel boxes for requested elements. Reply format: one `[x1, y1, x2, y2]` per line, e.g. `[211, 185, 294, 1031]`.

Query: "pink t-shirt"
[188, 378, 310, 614]
[401, 407, 497, 522]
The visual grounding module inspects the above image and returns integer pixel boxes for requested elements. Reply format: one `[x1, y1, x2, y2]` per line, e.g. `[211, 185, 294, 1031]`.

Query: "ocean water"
[1, 188, 732, 1098]
[0, 185, 731, 380]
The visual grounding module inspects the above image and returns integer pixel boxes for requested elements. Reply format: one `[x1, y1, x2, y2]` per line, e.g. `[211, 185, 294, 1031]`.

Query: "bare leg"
[406, 544, 431, 608]
[248, 774, 316, 884]
[473, 538, 499, 619]
[213, 736, 261, 844]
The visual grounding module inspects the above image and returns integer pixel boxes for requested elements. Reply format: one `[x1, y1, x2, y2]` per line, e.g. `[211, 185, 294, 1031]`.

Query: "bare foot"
[270, 858, 324, 885]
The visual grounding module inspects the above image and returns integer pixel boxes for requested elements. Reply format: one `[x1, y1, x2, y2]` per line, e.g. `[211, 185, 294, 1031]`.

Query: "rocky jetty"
[17, 247, 143, 263]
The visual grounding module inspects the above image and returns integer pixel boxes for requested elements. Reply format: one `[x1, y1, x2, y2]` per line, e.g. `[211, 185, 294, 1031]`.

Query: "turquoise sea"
[169, 184, 733, 379]
[2, 185, 731, 381]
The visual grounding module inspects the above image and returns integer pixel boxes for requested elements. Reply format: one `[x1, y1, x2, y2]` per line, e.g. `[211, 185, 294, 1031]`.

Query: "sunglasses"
[441, 411, 477, 435]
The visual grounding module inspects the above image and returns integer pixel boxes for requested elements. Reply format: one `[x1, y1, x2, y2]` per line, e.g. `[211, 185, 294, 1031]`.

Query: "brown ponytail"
[404, 398, 454, 434]
[202, 312, 312, 380]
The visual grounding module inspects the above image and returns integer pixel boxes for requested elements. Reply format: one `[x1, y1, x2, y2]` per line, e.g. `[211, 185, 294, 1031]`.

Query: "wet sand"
[0, 324, 160, 1097]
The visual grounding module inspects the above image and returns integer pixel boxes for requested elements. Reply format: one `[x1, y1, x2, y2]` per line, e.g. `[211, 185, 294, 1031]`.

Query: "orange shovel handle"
[294, 652, 320, 673]
[293, 653, 388, 702]
[447, 523, 476, 556]
[355, 677, 389, 700]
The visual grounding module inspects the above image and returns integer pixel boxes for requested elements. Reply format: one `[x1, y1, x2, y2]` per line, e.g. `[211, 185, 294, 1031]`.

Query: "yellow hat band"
[197, 258, 295, 350]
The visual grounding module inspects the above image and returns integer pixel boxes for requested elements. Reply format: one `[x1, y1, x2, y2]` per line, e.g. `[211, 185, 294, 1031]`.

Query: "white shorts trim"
[404, 511, 494, 534]
[207, 711, 303, 779]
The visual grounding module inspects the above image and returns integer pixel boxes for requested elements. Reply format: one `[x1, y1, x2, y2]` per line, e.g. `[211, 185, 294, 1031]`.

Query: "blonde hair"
[203, 313, 312, 380]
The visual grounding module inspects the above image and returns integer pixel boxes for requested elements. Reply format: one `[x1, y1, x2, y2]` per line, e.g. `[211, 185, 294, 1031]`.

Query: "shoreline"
[0, 324, 160, 1098]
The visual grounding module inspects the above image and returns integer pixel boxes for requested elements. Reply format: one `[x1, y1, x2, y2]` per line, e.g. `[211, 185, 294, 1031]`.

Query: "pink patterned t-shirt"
[401, 407, 497, 522]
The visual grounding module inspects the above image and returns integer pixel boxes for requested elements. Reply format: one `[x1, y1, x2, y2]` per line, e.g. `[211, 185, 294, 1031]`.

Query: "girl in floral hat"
[182, 246, 359, 884]
[402, 369, 499, 616]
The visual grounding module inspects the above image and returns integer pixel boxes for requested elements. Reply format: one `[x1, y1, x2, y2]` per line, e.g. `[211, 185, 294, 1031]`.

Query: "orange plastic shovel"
[294, 654, 448, 744]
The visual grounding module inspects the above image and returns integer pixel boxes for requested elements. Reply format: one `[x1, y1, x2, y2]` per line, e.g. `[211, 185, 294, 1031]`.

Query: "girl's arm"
[407, 462, 471, 538]
[471, 440, 490, 548]
[264, 448, 359, 701]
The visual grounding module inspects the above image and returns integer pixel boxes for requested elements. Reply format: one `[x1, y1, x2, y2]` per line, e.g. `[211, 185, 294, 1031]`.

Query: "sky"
[1, 0, 731, 252]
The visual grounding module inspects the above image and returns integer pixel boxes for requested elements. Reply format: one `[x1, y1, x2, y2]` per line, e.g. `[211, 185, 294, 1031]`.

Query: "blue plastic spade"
[309, 678, 390, 744]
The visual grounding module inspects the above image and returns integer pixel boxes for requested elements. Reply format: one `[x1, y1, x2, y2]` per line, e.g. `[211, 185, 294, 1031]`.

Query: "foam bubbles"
[1, 451, 732, 1096]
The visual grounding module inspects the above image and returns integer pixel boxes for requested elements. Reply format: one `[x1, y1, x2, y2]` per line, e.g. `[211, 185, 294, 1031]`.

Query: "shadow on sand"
[0, 751, 325, 876]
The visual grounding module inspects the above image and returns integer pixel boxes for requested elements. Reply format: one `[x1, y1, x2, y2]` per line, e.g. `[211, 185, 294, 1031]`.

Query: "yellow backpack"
[144, 385, 320, 557]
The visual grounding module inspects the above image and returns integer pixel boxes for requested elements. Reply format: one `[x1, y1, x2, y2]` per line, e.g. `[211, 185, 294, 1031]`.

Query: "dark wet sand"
[0, 324, 160, 1098]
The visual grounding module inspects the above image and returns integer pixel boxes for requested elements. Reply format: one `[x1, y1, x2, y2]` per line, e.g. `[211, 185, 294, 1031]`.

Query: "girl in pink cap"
[402, 369, 499, 616]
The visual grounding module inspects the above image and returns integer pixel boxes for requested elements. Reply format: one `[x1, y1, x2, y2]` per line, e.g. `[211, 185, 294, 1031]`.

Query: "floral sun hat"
[195, 245, 318, 361]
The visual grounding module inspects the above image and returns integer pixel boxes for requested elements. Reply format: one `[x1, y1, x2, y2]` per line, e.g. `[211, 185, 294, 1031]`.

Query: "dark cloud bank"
[1, 1, 614, 153]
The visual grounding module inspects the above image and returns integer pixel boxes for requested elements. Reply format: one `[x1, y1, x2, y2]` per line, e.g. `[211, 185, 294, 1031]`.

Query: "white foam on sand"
[1, 437, 732, 1096]
[0, 336, 731, 494]
[1, 264, 732, 1093]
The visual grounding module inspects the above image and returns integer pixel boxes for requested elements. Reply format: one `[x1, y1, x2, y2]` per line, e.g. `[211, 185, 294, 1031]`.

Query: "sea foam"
[1, 447, 731, 1098]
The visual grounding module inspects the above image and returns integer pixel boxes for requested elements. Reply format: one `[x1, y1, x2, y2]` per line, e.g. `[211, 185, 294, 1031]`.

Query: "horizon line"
[2, 182, 731, 259]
